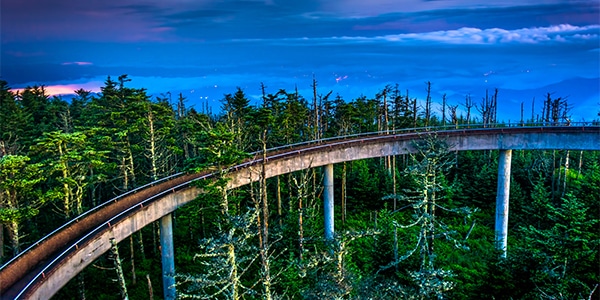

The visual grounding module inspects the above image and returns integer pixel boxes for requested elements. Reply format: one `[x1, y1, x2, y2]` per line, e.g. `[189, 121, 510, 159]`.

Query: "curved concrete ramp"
[1, 126, 598, 299]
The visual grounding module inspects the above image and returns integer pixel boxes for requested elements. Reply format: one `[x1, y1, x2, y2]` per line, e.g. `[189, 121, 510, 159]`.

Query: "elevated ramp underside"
[1, 126, 598, 299]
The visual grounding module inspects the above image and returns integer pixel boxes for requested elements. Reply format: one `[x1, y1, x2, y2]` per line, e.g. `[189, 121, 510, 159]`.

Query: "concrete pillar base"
[160, 214, 176, 300]
[324, 164, 334, 241]
[495, 150, 512, 257]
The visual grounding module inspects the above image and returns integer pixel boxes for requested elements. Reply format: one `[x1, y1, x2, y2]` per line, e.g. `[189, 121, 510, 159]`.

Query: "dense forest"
[0, 75, 598, 299]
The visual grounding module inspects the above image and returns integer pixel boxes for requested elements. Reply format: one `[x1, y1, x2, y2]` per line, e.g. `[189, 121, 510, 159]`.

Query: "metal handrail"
[14, 172, 214, 299]
[0, 171, 185, 270]
[1, 122, 595, 271]
[2, 123, 599, 298]
[261, 122, 597, 154]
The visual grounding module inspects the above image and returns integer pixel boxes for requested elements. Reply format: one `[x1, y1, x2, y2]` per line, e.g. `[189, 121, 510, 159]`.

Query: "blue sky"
[1, 0, 599, 122]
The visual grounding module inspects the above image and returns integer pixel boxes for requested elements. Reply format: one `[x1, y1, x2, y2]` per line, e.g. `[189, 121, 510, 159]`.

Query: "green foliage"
[186, 122, 250, 172]
[0, 77, 598, 299]
[0, 155, 48, 255]
[346, 160, 383, 211]
[0, 81, 31, 155]
[31, 130, 108, 219]
[510, 192, 599, 299]
[176, 210, 261, 299]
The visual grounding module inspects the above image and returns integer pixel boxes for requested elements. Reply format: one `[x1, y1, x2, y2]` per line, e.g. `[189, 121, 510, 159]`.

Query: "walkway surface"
[1, 125, 598, 299]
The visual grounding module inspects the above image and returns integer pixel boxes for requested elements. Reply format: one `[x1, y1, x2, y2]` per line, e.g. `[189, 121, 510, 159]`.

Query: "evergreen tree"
[510, 190, 599, 299]
[0, 81, 29, 156]
[31, 130, 108, 220]
[0, 155, 47, 257]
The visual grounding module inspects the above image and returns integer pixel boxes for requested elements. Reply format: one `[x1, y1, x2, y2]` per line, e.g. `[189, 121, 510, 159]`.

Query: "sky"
[1, 0, 599, 122]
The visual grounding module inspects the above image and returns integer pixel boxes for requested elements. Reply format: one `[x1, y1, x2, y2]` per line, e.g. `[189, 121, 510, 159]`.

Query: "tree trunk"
[227, 243, 239, 299]
[390, 156, 395, 210]
[138, 231, 145, 260]
[147, 105, 158, 181]
[557, 157, 563, 198]
[127, 139, 136, 188]
[383, 88, 389, 133]
[429, 176, 436, 260]
[130, 236, 136, 285]
[442, 94, 447, 126]
[287, 174, 293, 214]
[152, 221, 158, 256]
[394, 227, 399, 272]
[291, 170, 313, 261]
[146, 274, 154, 300]
[425, 82, 431, 127]
[551, 150, 556, 201]
[412, 97, 418, 128]
[465, 94, 473, 127]
[259, 133, 272, 300]
[520, 102, 524, 126]
[109, 238, 129, 300]
[277, 176, 282, 227]
[220, 184, 229, 215]
[393, 155, 398, 270]
[341, 162, 347, 227]
[383, 89, 391, 171]
[312, 76, 319, 140]
[58, 141, 73, 220]
[492, 89, 498, 125]
[312, 169, 317, 211]
[8, 219, 19, 257]
[577, 150, 583, 178]
[297, 176, 305, 261]
[121, 156, 129, 191]
[0, 224, 4, 263]
[374, 211, 378, 230]
[562, 150, 570, 198]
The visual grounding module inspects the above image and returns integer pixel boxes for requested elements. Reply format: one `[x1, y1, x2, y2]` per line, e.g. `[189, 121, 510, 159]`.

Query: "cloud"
[61, 62, 94, 66]
[4, 0, 596, 44]
[278, 24, 599, 45]
[414, 24, 599, 44]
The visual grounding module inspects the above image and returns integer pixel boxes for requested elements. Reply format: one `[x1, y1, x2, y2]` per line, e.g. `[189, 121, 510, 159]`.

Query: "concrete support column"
[324, 164, 334, 241]
[160, 213, 176, 300]
[495, 149, 512, 257]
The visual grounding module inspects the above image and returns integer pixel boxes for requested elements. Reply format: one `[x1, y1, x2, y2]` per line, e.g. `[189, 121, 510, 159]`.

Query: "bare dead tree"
[441, 93, 447, 126]
[176, 210, 260, 299]
[291, 169, 314, 261]
[477, 89, 499, 127]
[424, 82, 432, 127]
[412, 93, 418, 129]
[448, 105, 459, 128]
[312, 75, 319, 140]
[463, 94, 473, 127]
[520, 102, 525, 126]
[492, 88, 498, 125]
